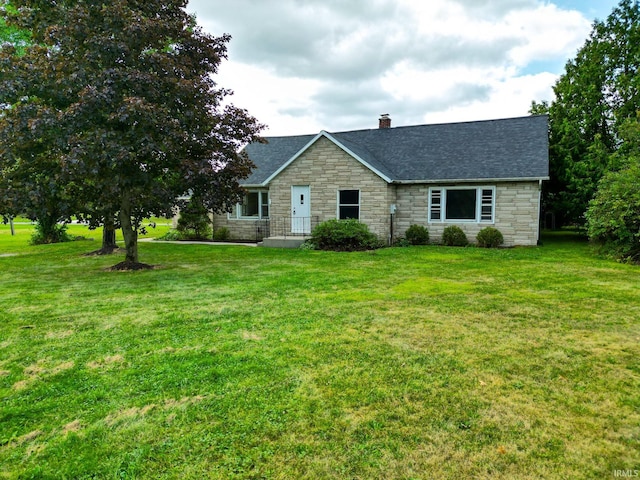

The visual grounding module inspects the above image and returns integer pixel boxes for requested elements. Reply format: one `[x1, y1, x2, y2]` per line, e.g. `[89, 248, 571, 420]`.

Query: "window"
[230, 191, 269, 219]
[338, 190, 360, 219]
[242, 192, 260, 217]
[429, 187, 495, 223]
[446, 189, 477, 220]
[480, 188, 494, 222]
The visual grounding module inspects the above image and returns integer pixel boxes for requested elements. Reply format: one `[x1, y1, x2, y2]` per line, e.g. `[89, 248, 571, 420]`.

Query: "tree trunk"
[84, 216, 120, 256]
[36, 212, 65, 244]
[119, 197, 138, 264]
[102, 218, 117, 251]
[39, 215, 55, 243]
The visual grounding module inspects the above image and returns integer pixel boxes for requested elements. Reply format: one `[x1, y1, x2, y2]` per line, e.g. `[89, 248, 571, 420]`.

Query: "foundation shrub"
[476, 227, 504, 248]
[442, 225, 468, 247]
[405, 224, 430, 245]
[310, 219, 382, 251]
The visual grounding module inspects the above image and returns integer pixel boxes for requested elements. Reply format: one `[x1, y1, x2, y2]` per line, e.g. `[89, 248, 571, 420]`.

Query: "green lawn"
[1, 225, 639, 479]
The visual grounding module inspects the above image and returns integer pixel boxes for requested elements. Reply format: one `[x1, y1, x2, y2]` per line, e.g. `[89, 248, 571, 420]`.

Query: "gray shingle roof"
[242, 115, 549, 185]
[242, 133, 316, 185]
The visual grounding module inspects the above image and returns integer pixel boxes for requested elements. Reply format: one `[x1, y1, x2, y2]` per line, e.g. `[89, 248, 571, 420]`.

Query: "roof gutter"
[391, 176, 550, 185]
[241, 177, 550, 187]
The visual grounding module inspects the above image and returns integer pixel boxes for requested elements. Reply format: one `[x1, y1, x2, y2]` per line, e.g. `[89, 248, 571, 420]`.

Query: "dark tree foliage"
[0, 0, 263, 266]
[534, 0, 640, 226]
[2, 1, 68, 244]
[2, 0, 120, 251]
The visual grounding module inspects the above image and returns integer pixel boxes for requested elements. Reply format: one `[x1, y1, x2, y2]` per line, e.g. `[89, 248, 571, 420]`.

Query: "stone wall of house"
[211, 214, 269, 242]
[394, 181, 541, 246]
[494, 182, 542, 246]
[269, 136, 395, 241]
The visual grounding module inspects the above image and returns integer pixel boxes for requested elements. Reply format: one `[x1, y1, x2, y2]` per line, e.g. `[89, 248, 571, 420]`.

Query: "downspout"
[537, 179, 543, 245]
[390, 212, 394, 245]
[389, 184, 398, 246]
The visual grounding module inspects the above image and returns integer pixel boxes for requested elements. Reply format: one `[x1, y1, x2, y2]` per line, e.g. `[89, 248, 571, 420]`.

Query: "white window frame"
[337, 189, 361, 220]
[228, 190, 269, 220]
[428, 186, 495, 223]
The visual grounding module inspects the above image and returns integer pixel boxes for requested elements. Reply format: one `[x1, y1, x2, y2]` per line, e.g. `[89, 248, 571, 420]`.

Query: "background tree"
[0, 1, 263, 267]
[535, 0, 640, 226]
[0, 25, 75, 243]
[586, 116, 640, 262]
[1, 5, 71, 244]
[2, 1, 120, 250]
[176, 197, 213, 241]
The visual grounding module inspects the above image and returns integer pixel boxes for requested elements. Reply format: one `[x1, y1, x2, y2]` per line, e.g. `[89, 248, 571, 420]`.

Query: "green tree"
[176, 197, 213, 240]
[0, 1, 29, 52]
[0, 1, 263, 267]
[586, 117, 640, 262]
[538, 0, 640, 226]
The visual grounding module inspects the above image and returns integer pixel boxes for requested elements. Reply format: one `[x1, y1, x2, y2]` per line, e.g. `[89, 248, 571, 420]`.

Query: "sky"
[187, 0, 621, 136]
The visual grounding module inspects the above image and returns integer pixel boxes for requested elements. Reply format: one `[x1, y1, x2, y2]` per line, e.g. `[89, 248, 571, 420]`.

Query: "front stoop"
[259, 236, 307, 248]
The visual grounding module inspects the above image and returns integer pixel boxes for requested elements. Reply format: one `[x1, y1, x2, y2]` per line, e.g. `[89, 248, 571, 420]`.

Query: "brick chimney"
[379, 113, 391, 129]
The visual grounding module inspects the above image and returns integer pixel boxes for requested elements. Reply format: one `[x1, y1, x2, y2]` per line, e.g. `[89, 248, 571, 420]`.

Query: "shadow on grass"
[541, 228, 589, 244]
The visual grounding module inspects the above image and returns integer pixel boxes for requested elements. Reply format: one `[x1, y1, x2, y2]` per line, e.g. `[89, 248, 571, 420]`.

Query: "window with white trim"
[429, 187, 495, 223]
[338, 189, 360, 220]
[229, 191, 269, 219]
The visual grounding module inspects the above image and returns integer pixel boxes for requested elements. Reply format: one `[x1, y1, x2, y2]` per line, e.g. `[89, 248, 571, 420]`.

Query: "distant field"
[0, 219, 172, 252]
[1, 224, 638, 479]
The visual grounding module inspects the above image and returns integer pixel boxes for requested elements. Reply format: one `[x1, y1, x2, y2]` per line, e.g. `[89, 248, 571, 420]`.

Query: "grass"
[0, 224, 639, 479]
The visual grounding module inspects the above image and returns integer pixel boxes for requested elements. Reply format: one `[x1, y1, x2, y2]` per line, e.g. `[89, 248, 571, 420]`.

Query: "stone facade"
[268, 137, 395, 240]
[211, 215, 269, 242]
[211, 137, 542, 246]
[394, 181, 541, 246]
[211, 189, 270, 242]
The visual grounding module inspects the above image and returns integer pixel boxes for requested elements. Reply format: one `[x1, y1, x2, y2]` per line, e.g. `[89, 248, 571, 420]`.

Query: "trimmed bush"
[441, 225, 468, 246]
[405, 224, 430, 245]
[213, 227, 231, 241]
[476, 227, 504, 248]
[310, 219, 381, 251]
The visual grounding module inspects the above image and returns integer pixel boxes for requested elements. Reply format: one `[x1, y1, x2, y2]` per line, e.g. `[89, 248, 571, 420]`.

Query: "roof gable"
[241, 115, 549, 186]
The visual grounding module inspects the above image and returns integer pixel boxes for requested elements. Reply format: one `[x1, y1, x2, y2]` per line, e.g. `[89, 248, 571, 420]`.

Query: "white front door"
[291, 185, 311, 234]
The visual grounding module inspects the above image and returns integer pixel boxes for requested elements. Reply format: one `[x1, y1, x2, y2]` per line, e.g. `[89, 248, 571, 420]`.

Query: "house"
[212, 114, 549, 247]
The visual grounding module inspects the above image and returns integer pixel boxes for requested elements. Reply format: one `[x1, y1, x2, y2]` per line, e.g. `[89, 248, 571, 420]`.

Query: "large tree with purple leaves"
[0, 0, 263, 267]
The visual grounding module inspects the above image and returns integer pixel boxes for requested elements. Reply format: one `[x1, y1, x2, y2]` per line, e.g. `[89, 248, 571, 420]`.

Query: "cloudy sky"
[187, 0, 620, 136]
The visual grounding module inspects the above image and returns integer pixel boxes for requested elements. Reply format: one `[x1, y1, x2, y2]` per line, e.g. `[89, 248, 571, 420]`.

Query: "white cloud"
[215, 62, 324, 135]
[502, 4, 590, 67]
[188, 0, 595, 135]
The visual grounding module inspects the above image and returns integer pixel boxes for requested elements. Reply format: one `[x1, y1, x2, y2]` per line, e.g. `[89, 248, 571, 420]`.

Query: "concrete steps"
[259, 236, 308, 248]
